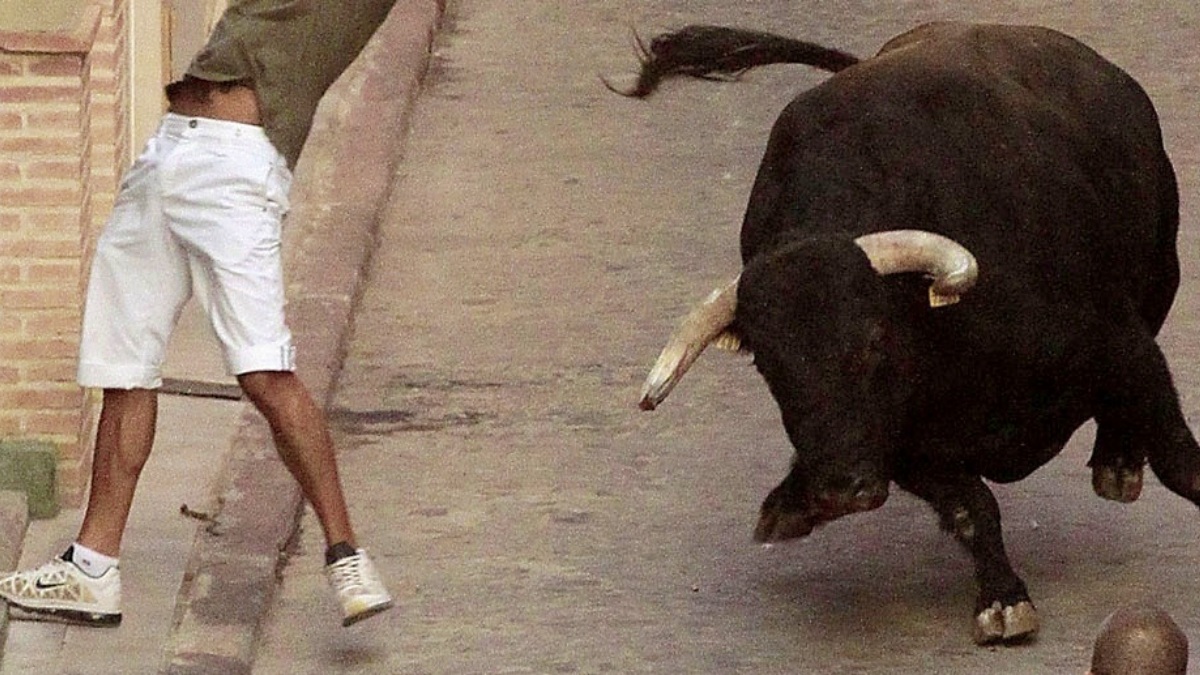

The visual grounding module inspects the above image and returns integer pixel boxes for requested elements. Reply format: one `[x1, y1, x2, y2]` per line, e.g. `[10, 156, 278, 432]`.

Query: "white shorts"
[77, 113, 296, 389]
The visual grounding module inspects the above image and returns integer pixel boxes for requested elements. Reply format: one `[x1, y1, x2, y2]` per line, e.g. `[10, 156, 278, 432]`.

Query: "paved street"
[253, 1, 1200, 673]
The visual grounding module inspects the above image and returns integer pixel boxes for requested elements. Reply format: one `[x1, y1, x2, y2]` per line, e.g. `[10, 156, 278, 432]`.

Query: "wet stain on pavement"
[329, 407, 494, 433]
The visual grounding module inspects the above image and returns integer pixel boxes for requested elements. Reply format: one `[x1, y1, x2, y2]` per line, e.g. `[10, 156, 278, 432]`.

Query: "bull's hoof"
[1092, 464, 1143, 503]
[972, 601, 1038, 645]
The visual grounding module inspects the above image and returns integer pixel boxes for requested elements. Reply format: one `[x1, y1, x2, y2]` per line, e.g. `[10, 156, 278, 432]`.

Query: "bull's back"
[741, 22, 1178, 325]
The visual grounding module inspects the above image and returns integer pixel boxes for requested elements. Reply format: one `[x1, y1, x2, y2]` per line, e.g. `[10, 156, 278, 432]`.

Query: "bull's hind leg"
[1093, 328, 1200, 507]
[894, 472, 1038, 645]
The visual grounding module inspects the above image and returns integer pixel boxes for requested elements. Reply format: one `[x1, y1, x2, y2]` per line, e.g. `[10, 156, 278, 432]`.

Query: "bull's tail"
[609, 25, 860, 98]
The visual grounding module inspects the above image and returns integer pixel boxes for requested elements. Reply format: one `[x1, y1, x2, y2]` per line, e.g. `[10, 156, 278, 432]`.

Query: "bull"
[622, 22, 1199, 644]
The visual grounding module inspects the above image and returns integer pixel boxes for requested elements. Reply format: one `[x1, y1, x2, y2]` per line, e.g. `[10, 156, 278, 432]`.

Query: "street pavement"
[250, 1, 1200, 674]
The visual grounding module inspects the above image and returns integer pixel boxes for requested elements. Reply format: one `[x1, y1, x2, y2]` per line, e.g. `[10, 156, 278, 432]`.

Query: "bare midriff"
[166, 78, 261, 126]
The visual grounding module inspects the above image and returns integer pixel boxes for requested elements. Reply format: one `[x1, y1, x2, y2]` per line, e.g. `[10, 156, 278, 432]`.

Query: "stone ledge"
[0, 490, 29, 657]
[0, 0, 100, 54]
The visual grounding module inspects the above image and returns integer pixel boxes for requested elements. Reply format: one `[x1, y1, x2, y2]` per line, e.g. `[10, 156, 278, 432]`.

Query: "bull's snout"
[754, 476, 889, 543]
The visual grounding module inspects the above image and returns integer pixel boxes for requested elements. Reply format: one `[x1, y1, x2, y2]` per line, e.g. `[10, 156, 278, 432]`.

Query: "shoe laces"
[41, 559, 74, 581]
[32, 558, 77, 584]
[328, 554, 376, 591]
[2, 559, 77, 594]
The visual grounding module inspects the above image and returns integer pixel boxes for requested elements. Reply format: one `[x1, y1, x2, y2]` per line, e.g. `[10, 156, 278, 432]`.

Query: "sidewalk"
[0, 2, 443, 673]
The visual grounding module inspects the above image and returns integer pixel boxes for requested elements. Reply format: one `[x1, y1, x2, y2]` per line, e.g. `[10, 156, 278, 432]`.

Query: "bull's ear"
[713, 328, 749, 354]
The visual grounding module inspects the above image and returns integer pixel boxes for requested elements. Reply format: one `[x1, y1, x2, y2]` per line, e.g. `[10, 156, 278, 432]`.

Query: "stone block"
[0, 439, 58, 519]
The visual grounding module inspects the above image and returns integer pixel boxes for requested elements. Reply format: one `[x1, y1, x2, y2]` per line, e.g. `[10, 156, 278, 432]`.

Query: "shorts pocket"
[263, 157, 293, 218]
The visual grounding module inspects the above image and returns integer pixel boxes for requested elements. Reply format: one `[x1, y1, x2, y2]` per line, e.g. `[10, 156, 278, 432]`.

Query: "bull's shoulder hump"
[875, 22, 1088, 60]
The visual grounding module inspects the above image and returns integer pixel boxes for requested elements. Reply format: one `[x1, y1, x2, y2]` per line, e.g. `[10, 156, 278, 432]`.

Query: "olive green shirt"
[186, 0, 399, 168]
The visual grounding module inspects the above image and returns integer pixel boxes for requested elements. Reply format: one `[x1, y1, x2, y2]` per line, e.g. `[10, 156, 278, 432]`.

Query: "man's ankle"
[65, 542, 119, 578]
[325, 541, 358, 566]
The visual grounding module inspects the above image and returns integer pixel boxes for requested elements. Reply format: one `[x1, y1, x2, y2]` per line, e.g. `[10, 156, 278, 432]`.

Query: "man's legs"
[237, 370, 354, 548]
[0, 117, 183, 625]
[165, 119, 390, 625]
[76, 388, 159, 557]
[1, 116, 389, 626]
[0, 388, 145, 625]
[238, 370, 392, 626]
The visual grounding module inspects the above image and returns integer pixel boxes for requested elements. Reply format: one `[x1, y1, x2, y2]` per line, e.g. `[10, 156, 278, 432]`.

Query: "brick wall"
[0, 0, 130, 508]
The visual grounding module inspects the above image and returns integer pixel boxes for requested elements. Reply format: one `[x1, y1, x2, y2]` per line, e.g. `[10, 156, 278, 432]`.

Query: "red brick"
[0, 185, 80, 206]
[26, 261, 81, 285]
[0, 160, 20, 181]
[24, 360, 78, 382]
[23, 210, 77, 228]
[0, 287, 78, 309]
[27, 54, 84, 78]
[0, 85, 82, 104]
[27, 159, 80, 180]
[0, 337, 77, 361]
[22, 309, 83, 336]
[0, 111, 21, 130]
[0, 239, 79, 258]
[0, 413, 20, 435]
[0, 386, 81, 410]
[0, 261, 20, 283]
[24, 409, 83, 436]
[27, 109, 80, 131]
[23, 100, 76, 114]
[0, 136, 79, 155]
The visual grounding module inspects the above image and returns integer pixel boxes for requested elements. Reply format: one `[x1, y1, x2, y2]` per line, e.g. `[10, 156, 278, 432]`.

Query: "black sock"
[325, 541, 357, 566]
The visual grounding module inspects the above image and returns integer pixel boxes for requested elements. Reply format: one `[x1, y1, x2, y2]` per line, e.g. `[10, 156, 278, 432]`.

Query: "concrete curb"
[160, 2, 444, 673]
[0, 490, 29, 657]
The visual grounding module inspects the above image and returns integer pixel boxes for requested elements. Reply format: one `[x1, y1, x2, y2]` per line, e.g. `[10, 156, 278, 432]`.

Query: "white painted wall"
[128, 0, 165, 154]
[169, 0, 226, 78]
[127, 0, 227, 157]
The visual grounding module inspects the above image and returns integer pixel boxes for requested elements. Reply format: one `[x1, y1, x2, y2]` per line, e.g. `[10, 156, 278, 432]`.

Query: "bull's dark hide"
[627, 22, 1195, 645]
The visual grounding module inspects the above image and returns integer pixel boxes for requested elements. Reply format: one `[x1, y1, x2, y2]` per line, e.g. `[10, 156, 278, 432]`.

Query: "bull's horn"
[854, 230, 978, 307]
[639, 276, 739, 410]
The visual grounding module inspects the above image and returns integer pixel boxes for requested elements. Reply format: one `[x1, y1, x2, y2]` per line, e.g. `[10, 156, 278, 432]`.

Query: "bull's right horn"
[854, 230, 978, 307]
[639, 276, 740, 410]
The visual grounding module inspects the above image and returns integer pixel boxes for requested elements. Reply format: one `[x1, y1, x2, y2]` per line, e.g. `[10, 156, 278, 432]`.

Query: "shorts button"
[188, 120, 198, 128]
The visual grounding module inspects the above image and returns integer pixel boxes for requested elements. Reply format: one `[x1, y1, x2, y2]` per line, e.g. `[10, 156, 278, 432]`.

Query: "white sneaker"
[325, 548, 393, 626]
[0, 556, 122, 626]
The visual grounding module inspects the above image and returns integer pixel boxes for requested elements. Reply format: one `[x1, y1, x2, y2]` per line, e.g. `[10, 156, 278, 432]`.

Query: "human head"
[1089, 605, 1189, 675]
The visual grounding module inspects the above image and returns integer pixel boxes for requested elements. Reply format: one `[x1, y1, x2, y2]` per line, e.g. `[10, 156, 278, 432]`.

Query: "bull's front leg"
[894, 471, 1038, 644]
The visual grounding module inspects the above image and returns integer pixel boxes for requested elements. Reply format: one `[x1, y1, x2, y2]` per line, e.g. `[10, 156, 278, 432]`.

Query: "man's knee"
[237, 370, 299, 409]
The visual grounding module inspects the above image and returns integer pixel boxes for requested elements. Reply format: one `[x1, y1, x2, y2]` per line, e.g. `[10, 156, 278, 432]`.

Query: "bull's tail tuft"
[607, 25, 860, 98]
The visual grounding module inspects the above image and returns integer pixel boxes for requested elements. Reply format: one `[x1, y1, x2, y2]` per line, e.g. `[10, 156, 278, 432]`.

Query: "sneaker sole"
[7, 601, 122, 627]
[343, 599, 393, 627]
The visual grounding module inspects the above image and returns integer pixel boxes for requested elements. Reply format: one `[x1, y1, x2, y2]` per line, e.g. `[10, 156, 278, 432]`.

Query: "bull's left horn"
[639, 276, 739, 410]
[854, 230, 978, 307]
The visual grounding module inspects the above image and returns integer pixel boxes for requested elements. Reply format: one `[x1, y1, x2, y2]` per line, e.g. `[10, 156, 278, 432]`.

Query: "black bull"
[622, 22, 1200, 644]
